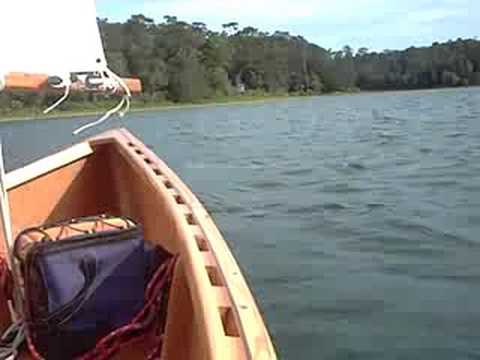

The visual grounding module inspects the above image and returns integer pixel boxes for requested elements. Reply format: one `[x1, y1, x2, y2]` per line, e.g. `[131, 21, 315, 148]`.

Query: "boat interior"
[0, 129, 276, 359]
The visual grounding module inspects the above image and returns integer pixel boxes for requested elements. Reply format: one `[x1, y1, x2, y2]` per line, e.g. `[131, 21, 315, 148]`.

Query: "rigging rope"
[0, 321, 25, 360]
[43, 76, 71, 114]
[72, 95, 128, 135]
[72, 67, 131, 135]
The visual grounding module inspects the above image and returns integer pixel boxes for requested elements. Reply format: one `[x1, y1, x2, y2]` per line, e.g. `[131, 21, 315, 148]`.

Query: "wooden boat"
[0, 128, 277, 359]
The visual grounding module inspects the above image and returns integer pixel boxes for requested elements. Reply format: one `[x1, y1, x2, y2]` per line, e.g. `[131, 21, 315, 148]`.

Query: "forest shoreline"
[0, 93, 313, 123]
[1, 85, 477, 123]
[2, 15, 479, 116]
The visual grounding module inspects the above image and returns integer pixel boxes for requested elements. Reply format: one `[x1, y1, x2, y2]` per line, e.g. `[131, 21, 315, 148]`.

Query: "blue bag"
[14, 215, 168, 359]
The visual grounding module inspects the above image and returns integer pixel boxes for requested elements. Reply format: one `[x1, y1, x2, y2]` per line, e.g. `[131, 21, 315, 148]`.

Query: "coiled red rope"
[0, 255, 178, 360]
[79, 256, 178, 360]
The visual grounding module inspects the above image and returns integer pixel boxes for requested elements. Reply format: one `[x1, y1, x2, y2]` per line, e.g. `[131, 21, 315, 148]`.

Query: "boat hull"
[0, 129, 276, 360]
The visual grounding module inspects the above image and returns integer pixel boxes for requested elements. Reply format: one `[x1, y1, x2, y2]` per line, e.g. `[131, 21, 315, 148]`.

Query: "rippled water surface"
[2, 88, 480, 359]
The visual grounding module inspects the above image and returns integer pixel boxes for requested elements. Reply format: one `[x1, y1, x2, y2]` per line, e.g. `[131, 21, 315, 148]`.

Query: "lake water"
[1, 88, 480, 359]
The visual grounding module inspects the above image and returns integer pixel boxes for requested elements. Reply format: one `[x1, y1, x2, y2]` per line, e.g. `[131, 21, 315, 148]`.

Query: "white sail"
[0, 0, 106, 76]
[0, 0, 135, 134]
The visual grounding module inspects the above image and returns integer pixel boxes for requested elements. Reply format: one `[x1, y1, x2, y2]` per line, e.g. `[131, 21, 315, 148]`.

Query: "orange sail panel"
[4, 73, 49, 91]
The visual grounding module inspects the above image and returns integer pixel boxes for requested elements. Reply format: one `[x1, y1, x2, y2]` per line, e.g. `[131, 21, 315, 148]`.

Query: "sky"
[97, 0, 478, 52]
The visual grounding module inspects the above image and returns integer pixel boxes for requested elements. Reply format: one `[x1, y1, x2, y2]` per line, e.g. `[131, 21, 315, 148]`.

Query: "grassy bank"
[0, 93, 300, 123]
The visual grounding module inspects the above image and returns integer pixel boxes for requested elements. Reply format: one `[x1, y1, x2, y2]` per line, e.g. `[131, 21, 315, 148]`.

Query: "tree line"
[2, 14, 480, 112]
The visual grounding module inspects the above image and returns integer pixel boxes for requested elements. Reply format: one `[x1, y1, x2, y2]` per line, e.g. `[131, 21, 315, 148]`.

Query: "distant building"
[234, 73, 246, 94]
[236, 82, 246, 94]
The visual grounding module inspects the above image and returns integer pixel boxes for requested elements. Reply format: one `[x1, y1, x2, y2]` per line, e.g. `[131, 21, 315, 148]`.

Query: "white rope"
[72, 95, 127, 135]
[103, 67, 131, 116]
[99, 69, 119, 95]
[0, 321, 25, 360]
[106, 68, 131, 99]
[72, 67, 131, 135]
[43, 76, 71, 114]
